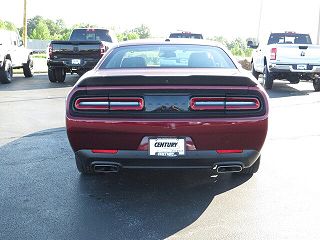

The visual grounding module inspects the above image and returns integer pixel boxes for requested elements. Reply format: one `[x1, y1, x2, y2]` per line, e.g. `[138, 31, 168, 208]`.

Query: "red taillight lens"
[216, 150, 243, 154]
[92, 150, 118, 154]
[109, 97, 144, 111]
[74, 97, 144, 111]
[48, 44, 53, 59]
[270, 47, 277, 60]
[190, 97, 225, 110]
[74, 97, 109, 110]
[225, 97, 260, 110]
[190, 97, 260, 111]
[100, 44, 107, 56]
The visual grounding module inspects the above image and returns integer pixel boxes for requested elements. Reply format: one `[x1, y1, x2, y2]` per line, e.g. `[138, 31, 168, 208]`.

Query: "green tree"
[27, 15, 44, 37]
[211, 36, 229, 47]
[30, 20, 50, 40]
[132, 24, 151, 39]
[0, 20, 17, 31]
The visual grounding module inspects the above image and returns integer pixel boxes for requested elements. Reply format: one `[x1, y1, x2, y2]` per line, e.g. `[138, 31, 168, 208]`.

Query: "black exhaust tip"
[217, 165, 242, 173]
[94, 164, 120, 173]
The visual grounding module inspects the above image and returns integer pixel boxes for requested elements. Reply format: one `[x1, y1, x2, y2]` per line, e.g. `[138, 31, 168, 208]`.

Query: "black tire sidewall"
[23, 56, 34, 78]
[263, 65, 273, 90]
[0, 60, 13, 84]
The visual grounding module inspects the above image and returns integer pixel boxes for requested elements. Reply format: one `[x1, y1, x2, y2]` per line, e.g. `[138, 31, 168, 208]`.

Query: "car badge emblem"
[301, 51, 305, 57]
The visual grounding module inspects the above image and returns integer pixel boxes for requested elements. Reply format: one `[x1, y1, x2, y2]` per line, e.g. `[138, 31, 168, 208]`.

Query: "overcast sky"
[1, 0, 320, 41]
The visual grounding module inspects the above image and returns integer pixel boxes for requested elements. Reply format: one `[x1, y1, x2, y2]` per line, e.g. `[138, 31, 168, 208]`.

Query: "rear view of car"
[66, 40, 268, 176]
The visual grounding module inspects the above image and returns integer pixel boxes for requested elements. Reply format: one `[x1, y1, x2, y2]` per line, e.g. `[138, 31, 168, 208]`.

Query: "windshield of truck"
[101, 44, 236, 69]
[268, 33, 312, 45]
[69, 29, 112, 42]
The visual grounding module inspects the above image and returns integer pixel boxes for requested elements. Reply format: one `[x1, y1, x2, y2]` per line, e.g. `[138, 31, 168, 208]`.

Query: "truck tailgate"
[274, 44, 320, 65]
[51, 40, 102, 59]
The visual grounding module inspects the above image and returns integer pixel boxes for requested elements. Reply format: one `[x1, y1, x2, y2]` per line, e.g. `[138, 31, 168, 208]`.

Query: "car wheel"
[313, 78, 320, 92]
[0, 60, 13, 84]
[237, 156, 261, 175]
[55, 68, 66, 83]
[48, 68, 57, 82]
[251, 63, 260, 79]
[262, 65, 273, 90]
[23, 55, 34, 78]
[75, 155, 94, 174]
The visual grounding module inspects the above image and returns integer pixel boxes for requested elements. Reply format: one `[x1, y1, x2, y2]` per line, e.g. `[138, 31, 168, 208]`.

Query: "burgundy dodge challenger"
[66, 39, 269, 175]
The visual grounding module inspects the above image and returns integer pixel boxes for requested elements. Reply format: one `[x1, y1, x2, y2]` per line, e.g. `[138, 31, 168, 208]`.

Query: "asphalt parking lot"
[1, 74, 320, 240]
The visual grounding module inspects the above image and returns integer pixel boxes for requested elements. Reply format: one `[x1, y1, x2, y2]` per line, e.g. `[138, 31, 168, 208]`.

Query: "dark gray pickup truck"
[47, 28, 117, 82]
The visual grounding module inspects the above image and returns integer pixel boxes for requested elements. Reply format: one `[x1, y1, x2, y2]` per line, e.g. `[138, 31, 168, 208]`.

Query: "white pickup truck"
[247, 32, 320, 91]
[0, 29, 33, 84]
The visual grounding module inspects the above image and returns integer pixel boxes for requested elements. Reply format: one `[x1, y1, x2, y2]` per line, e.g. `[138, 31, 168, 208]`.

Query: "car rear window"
[70, 29, 113, 42]
[100, 44, 236, 69]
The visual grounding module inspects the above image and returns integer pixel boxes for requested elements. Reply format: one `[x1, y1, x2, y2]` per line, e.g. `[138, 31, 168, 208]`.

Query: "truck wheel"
[0, 60, 13, 84]
[75, 155, 94, 174]
[262, 65, 274, 90]
[237, 156, 261, 175]
[23, 55, 34, 78]
[48, 68, 57, 82]
[313, 78, 320, 92]
[55, 68, 66, 83]
[287, 76, 300, 84]
[251, 63, 260, 79]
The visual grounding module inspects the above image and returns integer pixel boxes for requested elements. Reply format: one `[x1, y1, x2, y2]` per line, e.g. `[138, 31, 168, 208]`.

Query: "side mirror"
[247, 40, 258, 49]
[19, 40, 24, 47]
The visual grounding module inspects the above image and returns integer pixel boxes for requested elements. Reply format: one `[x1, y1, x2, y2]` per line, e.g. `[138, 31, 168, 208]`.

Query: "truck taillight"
[74, 97, 144, 111]
[270, 47, 277, 60]
[190, 97, 260, 111]
[48, 44, 53, 59]
[100, 44, 107, 57]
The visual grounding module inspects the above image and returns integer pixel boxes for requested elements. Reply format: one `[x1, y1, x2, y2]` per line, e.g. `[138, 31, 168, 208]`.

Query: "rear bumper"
[76, 149, 261, 169]
[269, 63, 320, 74]
[47, 59, 99, 71]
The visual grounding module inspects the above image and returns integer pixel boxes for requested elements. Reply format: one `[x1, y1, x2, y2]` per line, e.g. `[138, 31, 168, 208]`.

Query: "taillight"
[74, 97, 144, 111]
[190, 97, 260, 111]
[190, 97, 225, 110]
[100, 44, 107, 56]
[48, 44, 53, 59]
[225, 97, 260, 110]
[270, 47, 277, 60]
[75, 97, 109, 110]
[109, 97, 144, 111]
[216, 150, 243, 154]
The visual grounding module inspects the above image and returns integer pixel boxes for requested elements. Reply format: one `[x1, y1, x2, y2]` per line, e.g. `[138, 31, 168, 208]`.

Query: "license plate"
[72, 59, 81, 65]
[149, 138, 185, 157]
[297, 64, 307, 70]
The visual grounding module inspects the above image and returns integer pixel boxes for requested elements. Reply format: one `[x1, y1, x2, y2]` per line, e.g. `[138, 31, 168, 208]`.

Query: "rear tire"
[23, 55, 34, 78]
[75, 155, 94, 174]
[0, 60, 13, 84]
[313, 78, 320, 92]
[48, 68, 56, 82]
[55, 68, 66, 83]
[251, 63, 260, 79]
[262, 65, 274, 90]
[237, 156, 260, 175]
